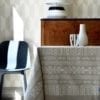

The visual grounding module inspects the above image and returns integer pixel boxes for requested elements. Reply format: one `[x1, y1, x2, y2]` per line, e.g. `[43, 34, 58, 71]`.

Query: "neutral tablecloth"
[25, 46, 100, 100]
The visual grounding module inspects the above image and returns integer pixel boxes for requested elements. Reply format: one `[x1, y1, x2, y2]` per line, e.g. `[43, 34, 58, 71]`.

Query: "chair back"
[0, 40, 31, 71]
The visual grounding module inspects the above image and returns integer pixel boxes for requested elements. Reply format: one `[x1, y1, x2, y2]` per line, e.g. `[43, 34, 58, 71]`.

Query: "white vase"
[76, 24, 88, 46]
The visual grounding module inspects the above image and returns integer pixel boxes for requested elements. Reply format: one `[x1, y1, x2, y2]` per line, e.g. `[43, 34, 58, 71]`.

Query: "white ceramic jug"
[76, 24, 88, 46]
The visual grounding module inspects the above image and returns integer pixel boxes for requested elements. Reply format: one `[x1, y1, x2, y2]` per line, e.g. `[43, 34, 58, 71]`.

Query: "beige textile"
[25, 46, 100, 100]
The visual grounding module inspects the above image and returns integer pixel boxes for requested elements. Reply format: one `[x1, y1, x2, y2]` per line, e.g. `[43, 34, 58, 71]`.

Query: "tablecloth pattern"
[25, 46, 100, 100]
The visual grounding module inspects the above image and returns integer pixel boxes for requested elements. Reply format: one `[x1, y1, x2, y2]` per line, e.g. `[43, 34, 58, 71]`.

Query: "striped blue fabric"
[0, 41, 31, 71]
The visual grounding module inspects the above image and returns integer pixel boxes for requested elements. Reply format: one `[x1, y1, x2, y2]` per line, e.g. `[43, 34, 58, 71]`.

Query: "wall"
[0, 0, 43, 45]
[72, 0, 100, 18]
[0, 0, 13, 42]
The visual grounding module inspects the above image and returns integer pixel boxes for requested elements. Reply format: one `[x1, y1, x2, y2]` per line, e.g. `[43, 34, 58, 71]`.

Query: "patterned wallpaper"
[1, 0, 100, 88]
[72, 0, 100, 18]
[0, 0, 12, 42]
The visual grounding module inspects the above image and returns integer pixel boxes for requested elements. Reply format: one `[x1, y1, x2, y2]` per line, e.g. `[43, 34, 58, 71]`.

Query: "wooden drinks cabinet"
[41, 19, 100, 46]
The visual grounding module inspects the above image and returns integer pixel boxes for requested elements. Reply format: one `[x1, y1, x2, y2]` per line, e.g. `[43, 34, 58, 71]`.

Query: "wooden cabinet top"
[41, 18, 100, 21]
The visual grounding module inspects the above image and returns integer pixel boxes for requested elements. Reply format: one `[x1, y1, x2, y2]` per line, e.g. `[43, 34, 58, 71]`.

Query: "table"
[25, 46, 100, 100]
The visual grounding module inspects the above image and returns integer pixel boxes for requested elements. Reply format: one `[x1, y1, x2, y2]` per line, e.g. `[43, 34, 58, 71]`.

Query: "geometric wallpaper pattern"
[0, 0, 100, 87]
[0, 0, 35, 43]
[72, 0, 100, 18]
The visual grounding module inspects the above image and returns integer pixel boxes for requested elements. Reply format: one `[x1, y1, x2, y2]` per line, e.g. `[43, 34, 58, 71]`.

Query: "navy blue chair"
[0, 40, 31, 98]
